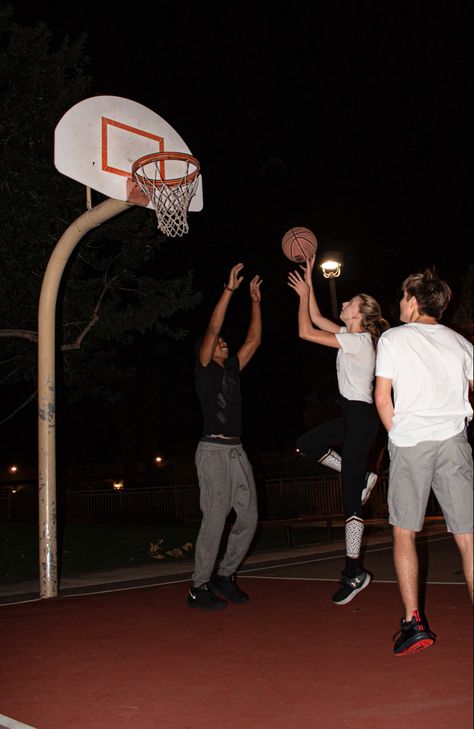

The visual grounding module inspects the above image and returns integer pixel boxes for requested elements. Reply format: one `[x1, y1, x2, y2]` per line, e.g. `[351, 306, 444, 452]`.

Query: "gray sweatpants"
[192, 440, 258, 587]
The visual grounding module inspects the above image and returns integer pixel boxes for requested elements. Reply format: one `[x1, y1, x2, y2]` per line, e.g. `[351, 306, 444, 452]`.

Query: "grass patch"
[1, 522, 38, 583]
[0, 522, 200, 584]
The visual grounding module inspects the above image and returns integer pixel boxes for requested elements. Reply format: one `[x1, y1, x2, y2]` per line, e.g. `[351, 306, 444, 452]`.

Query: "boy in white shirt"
[375, 267, 473, 656]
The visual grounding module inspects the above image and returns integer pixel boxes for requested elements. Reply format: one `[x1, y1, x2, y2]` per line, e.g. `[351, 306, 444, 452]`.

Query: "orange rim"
[132, 152, 200, 188]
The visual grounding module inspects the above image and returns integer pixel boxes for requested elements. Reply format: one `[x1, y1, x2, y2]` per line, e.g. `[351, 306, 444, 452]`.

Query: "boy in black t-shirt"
[188, 263, 262, 610]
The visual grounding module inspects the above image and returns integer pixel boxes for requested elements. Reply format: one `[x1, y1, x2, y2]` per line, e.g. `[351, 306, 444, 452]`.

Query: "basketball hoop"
[132, 152, 200, 237]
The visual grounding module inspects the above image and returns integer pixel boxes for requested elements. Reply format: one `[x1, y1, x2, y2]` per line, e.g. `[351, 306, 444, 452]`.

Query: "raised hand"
[227, 263, 244, 291]
[288, 270, 310, 297]
[300, 254, 315, 285]
[250, 275, 262, 302]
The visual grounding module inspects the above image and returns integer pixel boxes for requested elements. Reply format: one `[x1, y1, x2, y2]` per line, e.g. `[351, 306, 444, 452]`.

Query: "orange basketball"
[281, 227, 318, 262]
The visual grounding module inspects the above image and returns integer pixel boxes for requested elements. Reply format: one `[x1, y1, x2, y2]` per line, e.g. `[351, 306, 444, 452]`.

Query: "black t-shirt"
[194, 355, 242, 436]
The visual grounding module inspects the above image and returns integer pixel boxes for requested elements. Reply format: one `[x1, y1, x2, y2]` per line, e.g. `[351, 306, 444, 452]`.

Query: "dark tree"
[0, 6, 201, 433]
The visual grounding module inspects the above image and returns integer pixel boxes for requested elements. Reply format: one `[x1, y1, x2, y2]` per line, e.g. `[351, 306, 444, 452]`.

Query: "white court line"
[0, 534, 455, 605]
[243, 575, 351, 582]
[0, 715, 38, 729]
[240, 535, 453, 575]
[0, 596, 42, 607]
[0, 577, 194, 606]
[62, 576, 192, 599]
[243, 575, 466, 586]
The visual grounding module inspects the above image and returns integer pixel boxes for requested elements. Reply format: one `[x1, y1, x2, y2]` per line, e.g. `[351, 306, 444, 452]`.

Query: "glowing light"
[112, 480, 124, 491]
[9, 465, 18, 473]
[320, 252, 343, 279]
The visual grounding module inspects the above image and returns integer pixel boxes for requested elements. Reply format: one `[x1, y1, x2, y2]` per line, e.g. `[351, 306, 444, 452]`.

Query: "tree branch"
[61, 313, 99, 351]
[62, 273, 120, 350]
[0, 389, 37, 426]
[1, 272, 122, 352]
[0, 329, 38, 343]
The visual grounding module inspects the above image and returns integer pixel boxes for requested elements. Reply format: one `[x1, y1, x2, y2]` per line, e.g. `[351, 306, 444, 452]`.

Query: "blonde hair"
[357, 294, 390, 350]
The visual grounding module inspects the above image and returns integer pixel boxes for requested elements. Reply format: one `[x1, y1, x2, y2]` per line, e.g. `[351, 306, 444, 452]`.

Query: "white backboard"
[54, 96, 203, 211]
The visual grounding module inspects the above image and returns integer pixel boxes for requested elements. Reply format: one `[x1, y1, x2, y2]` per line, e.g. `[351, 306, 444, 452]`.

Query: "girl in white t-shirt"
[288, 256, 389, 605]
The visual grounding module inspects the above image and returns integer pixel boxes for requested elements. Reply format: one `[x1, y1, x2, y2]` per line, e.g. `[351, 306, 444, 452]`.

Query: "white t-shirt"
[376, 322, 473, 446]
[335, 328, 375, 403]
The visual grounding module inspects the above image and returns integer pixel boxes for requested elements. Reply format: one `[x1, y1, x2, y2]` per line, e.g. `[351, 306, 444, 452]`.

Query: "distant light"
[9, 465, 18, 474]
[154, 456, 163, 464]
[112, 480, 124, 491]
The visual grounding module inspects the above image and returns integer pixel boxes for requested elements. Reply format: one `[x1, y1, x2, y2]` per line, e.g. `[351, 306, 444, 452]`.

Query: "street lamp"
[320, 251, 343, 319]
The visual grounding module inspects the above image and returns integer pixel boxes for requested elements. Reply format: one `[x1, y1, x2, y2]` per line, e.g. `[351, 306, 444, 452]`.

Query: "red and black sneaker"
[393, 610, 436, 656]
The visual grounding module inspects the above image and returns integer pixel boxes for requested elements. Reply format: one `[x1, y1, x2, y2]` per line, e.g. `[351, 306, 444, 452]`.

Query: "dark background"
[5, 2, 473, 474]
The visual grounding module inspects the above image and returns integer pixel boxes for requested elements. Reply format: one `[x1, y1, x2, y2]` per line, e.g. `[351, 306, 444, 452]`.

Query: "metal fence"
[0, 472, 443, 524]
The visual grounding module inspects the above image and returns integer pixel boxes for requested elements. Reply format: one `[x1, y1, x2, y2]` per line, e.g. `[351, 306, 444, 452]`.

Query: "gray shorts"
[388, 430, 473, 533]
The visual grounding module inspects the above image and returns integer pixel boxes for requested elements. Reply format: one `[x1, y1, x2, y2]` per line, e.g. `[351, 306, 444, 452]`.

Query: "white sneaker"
[361, 472, 378, 505]
[318, 448, 342, 472]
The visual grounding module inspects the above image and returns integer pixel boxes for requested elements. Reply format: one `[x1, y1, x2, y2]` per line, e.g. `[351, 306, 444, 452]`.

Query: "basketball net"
[132, 152, 200, 237]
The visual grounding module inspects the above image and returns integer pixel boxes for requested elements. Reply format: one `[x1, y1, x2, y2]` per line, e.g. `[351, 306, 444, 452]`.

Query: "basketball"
[281, 227, 318, 262]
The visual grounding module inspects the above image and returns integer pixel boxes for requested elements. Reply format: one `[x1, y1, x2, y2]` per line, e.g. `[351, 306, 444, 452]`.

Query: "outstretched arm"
[288, 270, 340, 348]
[199, 263, 244, 366]
[237, 275, 262, 370]
[303, 256, 341, 333]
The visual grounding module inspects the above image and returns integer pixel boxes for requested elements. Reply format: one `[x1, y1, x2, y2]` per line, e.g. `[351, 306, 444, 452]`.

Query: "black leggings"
[296, 397, 380, 519]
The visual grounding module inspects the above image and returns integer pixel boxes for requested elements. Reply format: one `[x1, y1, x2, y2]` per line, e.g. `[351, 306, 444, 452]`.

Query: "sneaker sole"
[333, 572, 372, 605]
[394, 636, 434, 656]
[361, 474, 378, 505]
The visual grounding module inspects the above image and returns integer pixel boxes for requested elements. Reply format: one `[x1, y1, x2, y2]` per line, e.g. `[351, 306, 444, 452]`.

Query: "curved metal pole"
[37, 197, 132, 598]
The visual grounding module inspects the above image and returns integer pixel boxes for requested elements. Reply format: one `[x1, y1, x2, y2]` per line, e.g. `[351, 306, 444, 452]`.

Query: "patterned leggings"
[297, 397, 380, 566]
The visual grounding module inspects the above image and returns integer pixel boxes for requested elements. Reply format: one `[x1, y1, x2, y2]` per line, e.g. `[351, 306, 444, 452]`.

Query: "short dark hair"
[402, 267, 452, 319]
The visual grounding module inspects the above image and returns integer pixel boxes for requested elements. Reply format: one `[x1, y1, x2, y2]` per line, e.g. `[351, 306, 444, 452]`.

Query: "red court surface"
[1, 526, 472, 729]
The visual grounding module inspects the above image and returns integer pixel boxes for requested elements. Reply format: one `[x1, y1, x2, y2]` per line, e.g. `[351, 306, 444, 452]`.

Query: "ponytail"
[357, 293, 390, 350]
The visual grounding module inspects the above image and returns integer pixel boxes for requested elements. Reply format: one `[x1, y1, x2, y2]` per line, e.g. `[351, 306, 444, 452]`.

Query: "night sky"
[6, 2, 473, 467]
